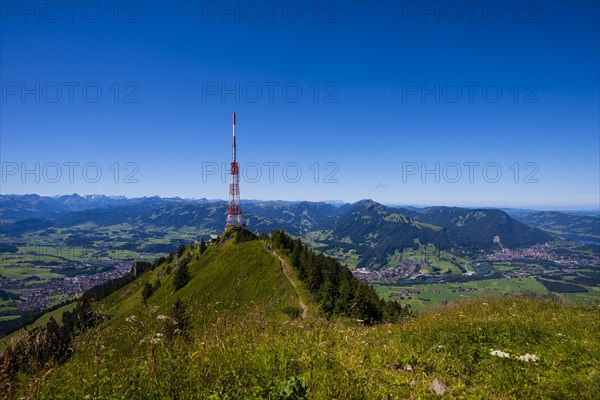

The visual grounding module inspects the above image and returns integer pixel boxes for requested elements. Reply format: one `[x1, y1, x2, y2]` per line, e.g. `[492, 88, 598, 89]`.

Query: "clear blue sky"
[1, 1, 598, 210]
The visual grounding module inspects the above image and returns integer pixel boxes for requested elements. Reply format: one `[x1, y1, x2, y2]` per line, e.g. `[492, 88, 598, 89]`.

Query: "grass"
[11, 297, 600, 399]
[94, 240, 299, 328]
[559, 285, 600, 304]
[0, 302, 78, 351]
[0, 221, 196, 272]
[9, 239, 300, 372]
[0, 267, 63, 281]
[386, 244, 469, 273]
[3, 240, 599, 399]
[375, 278, 550, 312]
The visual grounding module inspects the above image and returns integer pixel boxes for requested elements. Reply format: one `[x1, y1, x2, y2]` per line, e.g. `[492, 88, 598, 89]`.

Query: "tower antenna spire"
[226, 112, 243, 228]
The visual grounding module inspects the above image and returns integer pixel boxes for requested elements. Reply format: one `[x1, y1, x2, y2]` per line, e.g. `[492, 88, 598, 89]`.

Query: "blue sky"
[1, 1, 598, 210]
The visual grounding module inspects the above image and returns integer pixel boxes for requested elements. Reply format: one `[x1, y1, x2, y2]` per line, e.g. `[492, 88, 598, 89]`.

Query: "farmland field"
[375, 278, 550, 312]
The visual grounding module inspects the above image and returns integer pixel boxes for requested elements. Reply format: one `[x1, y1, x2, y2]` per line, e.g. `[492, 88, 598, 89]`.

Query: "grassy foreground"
[5, 298, 599, 399]
[2, 237, 599, 398]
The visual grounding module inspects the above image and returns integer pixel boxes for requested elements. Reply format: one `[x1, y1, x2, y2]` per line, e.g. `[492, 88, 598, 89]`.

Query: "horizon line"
[1, 192, 599, 213]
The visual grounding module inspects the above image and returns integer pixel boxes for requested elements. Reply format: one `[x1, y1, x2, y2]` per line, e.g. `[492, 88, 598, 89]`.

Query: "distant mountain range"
[0, 194, 212, 221]
[309, 200, 554, 268]
[2, 194, 581, 269]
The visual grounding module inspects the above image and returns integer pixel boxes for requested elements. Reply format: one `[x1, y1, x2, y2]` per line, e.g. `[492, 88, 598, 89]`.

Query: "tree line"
[0, 258, 160, 379]
[270, 230, 409, 324]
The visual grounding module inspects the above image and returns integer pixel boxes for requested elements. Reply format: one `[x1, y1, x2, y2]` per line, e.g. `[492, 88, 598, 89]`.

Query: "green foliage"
[271, 230, 408, 324]
[4, 297, 598, 399]
[82, 260, 152, 303]
[162, 298, 192, 340]
[282, 306, 302, 320]
[142, 279, 161, 304]
[173, 261, 192, 292]
[4, 237, 598, 399]
[1, 299, 101, 375]
[220, 226, 258, 244]
[177, 243, 187, 258]
[277, 376, 307, 399]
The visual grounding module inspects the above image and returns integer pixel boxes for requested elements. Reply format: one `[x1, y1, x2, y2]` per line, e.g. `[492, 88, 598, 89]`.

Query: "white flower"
[490, 349, 510, 358]
[516, 353, 539, 362]
[150, 333, 164, 345]
[157, 315, 169, 321]
[126, 315, 137, 323]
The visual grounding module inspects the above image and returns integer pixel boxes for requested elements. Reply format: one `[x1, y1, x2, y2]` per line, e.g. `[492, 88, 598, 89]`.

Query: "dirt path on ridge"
[265, 244, 309, 319]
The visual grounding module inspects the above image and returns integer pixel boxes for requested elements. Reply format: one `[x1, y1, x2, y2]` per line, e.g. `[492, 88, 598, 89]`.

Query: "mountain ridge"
[1, 195, 557, 269]
[1, 233, 597, 398]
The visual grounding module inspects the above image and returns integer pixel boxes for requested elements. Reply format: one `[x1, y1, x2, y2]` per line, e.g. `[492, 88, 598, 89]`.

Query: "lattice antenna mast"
[226, 112, 243, 227]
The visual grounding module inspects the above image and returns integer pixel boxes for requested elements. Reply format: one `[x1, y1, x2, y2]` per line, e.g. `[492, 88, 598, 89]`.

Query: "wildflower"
[126, 315, 137, 323]
[516, 353, 539, 362]
[157, 315, 169, 321]
[150, 332, 164, 345]
[490, 349, 510, 358]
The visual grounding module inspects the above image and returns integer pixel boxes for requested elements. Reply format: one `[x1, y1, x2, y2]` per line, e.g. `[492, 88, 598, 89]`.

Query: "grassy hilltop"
[1, 230, 599, 399]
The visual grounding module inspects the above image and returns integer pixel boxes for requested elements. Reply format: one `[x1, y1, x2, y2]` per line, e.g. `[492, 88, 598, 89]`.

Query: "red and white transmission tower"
[226, 112, 243, 227]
